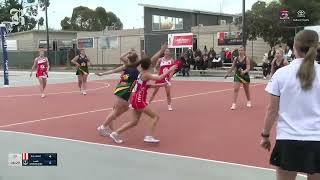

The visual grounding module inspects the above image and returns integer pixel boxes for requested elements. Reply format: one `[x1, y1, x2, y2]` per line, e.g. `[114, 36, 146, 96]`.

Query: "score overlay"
[8, 153, 57, 167]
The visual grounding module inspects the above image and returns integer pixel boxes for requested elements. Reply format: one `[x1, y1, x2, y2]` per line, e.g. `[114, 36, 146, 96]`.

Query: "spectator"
[262, 53, 271, 79]
[208, 48, 216, 68]
[194, 49, 202, 70]
[224, 48, 232, 63]
[270, 48, 289, 77]
[268, 47, 276, 62]
[203, 54, 209, 70]
[212, 54, 222, 68]
[220, 48, 226, 62]
[181, 53, 191, 77]
[209, 48, 216, 57]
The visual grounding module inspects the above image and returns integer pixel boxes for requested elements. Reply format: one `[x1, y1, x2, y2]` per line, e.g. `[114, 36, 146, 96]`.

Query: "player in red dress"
[30, 50, 50, 98]
[109, 57, 177, 144]
[149, 48, 176, 111]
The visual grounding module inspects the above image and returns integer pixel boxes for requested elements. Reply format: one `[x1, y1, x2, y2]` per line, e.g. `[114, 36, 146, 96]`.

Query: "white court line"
[0, 81, 110, 98]
[0, 129, 307, 178]
[9, 77, 75, 83]
[0, 84, 262, 128]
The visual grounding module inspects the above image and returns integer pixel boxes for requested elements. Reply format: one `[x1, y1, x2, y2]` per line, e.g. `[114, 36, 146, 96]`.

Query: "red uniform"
[156, 57, 174, 84]
[131, 75, 149, 110]
[36, 57, 48, 78]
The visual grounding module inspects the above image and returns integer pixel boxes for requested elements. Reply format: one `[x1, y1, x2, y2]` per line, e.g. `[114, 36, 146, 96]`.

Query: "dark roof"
[7, 30, 77, 36]
[138, 3, 240, 17]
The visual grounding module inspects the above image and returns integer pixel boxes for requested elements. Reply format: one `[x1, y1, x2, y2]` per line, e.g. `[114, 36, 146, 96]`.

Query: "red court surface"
[0, 80, 273, 169]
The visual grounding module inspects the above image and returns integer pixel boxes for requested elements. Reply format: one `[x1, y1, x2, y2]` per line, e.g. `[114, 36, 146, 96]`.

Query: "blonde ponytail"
[294, 30, 319, 90]
[297, 46, 316, 90]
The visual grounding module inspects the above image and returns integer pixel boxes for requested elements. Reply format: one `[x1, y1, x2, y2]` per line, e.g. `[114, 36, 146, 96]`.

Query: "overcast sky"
[35, 0, 271, 30]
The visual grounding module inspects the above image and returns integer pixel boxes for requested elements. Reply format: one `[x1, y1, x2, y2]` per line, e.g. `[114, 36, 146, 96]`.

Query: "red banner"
[168, 33, 193, 48]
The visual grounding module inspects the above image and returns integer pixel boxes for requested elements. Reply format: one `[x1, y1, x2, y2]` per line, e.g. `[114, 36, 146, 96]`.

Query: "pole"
[0, 25, 9, 87]
[251, 40, 253, 59]
[242, 0, 246, 48]
[45, 0, 50, 65]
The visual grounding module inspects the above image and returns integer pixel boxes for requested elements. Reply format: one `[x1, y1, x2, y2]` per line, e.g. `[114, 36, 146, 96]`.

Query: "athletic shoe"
[168, 105, 173, 111]
[247, 101, 252, 108]
[41, 94, 46, 98]
[82, 91, 87, 95]
[97, 125, 110, 137]
[110, 132, 123, 144]
[230, 103, 236, 110]
[144, 136, 160, 143]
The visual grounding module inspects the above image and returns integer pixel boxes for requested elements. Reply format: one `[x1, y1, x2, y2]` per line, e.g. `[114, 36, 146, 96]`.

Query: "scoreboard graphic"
[8, 153, 57, 167]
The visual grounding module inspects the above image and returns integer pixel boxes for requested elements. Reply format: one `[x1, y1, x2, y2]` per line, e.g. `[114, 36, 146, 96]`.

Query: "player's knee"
[154, 114, 160, 122]
[131, 120, 139, 127]
[234, 87, 240, 93]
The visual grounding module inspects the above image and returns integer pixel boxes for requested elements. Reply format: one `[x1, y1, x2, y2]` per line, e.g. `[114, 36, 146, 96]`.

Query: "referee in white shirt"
[260, 29, 320, 180]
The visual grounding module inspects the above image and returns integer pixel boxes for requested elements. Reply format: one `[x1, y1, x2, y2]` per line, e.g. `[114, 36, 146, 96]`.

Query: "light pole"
[242, 0, 246, 48]
[44, 0, 50, 64]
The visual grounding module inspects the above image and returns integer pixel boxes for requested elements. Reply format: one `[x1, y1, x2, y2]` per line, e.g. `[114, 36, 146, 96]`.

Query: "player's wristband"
[261, 133, 270, 138]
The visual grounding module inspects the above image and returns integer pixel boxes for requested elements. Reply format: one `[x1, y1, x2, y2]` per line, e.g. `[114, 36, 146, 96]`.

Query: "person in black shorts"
[71, 49, 91, 95]
[96, 49, 140, 136]
[261, 30, 320, 180]
[224, 46, 252, 110]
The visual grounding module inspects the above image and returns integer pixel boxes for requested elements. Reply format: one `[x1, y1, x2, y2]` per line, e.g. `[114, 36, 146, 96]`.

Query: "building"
[139, 3, 238, 56]
[4, 30, 77, 68]
[4, 4, 271, 68]
[76, 28, 144, 65]
[6, 30, 77, 51]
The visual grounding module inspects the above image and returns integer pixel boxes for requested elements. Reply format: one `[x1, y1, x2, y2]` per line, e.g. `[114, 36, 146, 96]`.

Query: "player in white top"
[261, 30, 320, 180]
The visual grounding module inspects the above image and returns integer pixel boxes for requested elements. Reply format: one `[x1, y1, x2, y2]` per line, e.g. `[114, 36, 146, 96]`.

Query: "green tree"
[37, 16, 44, 29]
[0, 0, 50, 32]
[60, 17, 71, 30]
[61, 6, 123, 31]
[239, 0, 320, 47]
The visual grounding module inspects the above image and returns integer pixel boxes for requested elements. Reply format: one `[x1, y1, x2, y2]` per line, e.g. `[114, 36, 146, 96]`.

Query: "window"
[175, 18, 183, 30]
[152, 15, 160, 31]
[152, 15, 183, 31]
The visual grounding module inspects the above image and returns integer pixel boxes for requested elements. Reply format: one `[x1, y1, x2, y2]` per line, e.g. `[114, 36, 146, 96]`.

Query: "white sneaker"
[82, 91, 87, 95]
[97, 125, 110, 137]
[168, 105, 173, 111]
[41, 94, 46, 98]
[230, 103, 236, 110]
[247, 101, 252, 108]
[144, 136, 160, 143]
[110, 132, 123, 144]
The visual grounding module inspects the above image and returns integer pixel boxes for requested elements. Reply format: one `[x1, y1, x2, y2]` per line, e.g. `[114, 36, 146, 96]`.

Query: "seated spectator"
[212, 54, 223, 68]
[203, 54, 209, 70]
[181, 53, 191, 77]
[220, 48, 225, 63]
[224, 48, 232, 63]
[262, 53, 271, 79]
